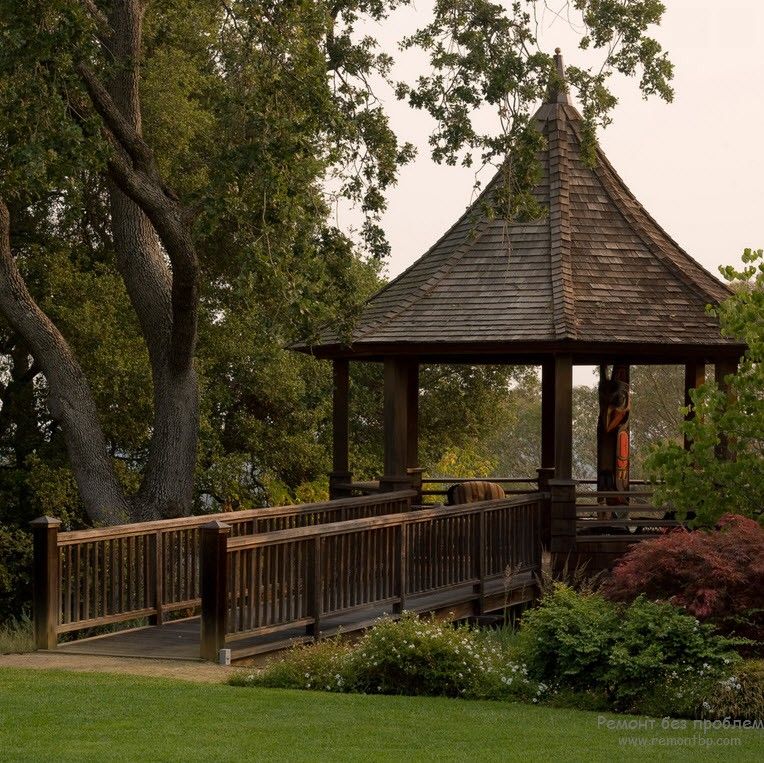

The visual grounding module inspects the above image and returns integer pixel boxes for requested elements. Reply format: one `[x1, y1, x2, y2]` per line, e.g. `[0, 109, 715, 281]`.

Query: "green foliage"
[517, 585, 740, 711]
[605, 596, 740, 709]
[517, 584, 620, 692]
[399, 0, 673, 210]
[647, 249, 764, 525]
[0, 526, 32, 621]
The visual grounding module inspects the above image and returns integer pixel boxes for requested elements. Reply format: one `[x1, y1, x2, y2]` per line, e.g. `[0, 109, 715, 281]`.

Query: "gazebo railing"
[574, 487, 680, 542]
[419, 476, 540, 501]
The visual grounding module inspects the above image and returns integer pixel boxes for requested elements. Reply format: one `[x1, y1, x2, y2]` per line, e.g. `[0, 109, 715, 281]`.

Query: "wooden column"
[715, 357, 739, 460]
[381, 357, 411, 492]
[200, 520, 231, 662]
[548, 356, 575, 565]
[538, 359, 557, 547]
[554, 355, 573, 480]
[683, 361, 705, 451]
[31, 516, 61, 650]
[541, 359, 556, 469]
[329, 359, 351, 499]
[406, 361, 422, 502]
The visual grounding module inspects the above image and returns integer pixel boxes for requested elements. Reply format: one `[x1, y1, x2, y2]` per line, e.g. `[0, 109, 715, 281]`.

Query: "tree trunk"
[0, 201, 130, 525]
[105, 0, 199, 519]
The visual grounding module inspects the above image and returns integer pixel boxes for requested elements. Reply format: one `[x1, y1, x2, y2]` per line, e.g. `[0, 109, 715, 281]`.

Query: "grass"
[0, 668, 762, 761]
[0, 615, 34, 654]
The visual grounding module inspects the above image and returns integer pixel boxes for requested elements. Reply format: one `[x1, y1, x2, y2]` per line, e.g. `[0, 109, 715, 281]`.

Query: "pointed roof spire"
[546, 47, 570, 105]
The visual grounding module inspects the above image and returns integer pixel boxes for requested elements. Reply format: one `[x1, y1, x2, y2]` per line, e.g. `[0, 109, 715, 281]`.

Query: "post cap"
[201, 520, 232, 532]
[30, 516, 62, 528]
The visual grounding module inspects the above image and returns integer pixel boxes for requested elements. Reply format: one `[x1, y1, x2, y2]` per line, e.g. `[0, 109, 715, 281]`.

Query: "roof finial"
[546, 47, 570, 105]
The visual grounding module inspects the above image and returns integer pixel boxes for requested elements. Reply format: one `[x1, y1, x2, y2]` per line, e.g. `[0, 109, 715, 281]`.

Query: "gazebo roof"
[297, 53, 743, 363]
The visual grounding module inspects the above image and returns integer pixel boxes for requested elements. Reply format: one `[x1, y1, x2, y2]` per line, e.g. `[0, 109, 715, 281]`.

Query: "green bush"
[233, 613, 547, 702]
[517, 584, 620, 692]
[517, 585, 740, 711]
[605, 596, 740, 709]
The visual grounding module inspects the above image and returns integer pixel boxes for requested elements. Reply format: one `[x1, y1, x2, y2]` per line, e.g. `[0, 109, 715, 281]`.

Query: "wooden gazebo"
[294, 52, 745, 564]
[28, 55, 750, 662]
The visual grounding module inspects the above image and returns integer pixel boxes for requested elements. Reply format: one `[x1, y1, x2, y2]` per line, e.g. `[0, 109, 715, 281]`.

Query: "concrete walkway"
[0, 651, 244, 683]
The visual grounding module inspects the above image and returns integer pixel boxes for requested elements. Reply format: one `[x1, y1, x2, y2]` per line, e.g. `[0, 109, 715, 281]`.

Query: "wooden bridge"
[30, 481, 677, 662]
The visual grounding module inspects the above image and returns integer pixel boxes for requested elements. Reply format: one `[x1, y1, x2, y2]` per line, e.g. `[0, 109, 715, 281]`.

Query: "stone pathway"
[0, 651, 244, 683]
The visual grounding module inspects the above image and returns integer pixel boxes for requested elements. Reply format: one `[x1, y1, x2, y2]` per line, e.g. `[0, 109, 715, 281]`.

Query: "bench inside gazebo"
[30, 53, 744, 663]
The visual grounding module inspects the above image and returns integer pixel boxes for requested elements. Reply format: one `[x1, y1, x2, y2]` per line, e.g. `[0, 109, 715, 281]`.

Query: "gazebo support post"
[406, 361, 423, 503]
[683, 361, 705, 451]
[380, 357, 413, 493]
[714, 357, 739, 460]
[550, 355, 576, 572]
[538, 359, 557, 547]
[329, 359, 352, 499]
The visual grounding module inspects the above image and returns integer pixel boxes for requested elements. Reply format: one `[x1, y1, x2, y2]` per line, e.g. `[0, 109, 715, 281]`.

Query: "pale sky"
[372, 0, 764, 279]
[340, 1, 764, 385]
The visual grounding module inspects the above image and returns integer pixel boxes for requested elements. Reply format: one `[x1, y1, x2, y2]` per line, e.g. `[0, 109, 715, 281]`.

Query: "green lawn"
[0, 668, 761, 762]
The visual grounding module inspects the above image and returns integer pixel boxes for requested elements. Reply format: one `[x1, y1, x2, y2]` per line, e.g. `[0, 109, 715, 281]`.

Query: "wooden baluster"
[152, 532, 164, 625]
[395, 522, 408, 614]
[84, 543, 91, 621]
[250, 545, 258, 630]
[476, 509, 485, 615]
[31, 517, 61, 650]
[305, 535, 322, 640]
[256, 547, 264, 627]
[64, 546, 72, 625]
[232, 549, 241, 632]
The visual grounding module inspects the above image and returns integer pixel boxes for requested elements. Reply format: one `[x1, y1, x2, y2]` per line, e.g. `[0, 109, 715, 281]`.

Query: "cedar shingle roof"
[297, 54, 742, 360]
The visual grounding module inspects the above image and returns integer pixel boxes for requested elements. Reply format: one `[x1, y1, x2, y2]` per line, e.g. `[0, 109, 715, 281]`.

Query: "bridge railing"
[574, 487, 680, 542]
[30, 491, 415, 648]
[200, 493, 542, 660]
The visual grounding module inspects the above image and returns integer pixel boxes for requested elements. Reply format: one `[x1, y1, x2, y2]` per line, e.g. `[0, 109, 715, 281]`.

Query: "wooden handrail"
[421, 477, 538, 484]
[57, 490, 417, 544]
[227, 493, 540, 550]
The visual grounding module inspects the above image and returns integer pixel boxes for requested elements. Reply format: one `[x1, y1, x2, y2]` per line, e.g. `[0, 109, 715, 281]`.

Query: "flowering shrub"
[603, 514, 764, 641]
[232, 612, 546, 702]
[699, 660, 764, 721]
[638, 660, 763, 722]
[518, 585, 740, 711]
[605, 596, 739, 709]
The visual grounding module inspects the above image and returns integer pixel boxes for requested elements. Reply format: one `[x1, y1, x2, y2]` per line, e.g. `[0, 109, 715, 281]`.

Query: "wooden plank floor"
[56, 573, 537, 662]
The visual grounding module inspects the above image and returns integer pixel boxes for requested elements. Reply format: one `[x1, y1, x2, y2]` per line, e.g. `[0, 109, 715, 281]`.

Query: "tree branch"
[76, 63, 199, 370]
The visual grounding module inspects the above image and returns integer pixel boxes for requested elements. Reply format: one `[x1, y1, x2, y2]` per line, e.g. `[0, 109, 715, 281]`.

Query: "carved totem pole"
[597, 364, 631, 504]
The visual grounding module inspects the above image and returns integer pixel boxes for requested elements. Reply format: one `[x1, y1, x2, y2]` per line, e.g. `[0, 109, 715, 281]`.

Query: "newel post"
[31, 516, 61, 650]
[548, 479, 576, 573]
[200, 520, 231, 662]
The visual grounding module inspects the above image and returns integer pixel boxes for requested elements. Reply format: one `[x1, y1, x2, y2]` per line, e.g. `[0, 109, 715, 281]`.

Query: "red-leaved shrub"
[603, 514, 764, 642]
